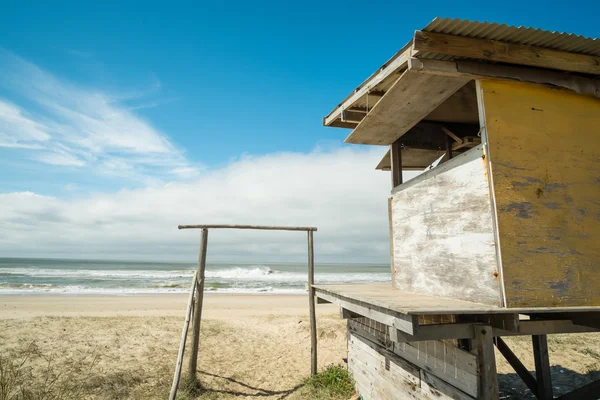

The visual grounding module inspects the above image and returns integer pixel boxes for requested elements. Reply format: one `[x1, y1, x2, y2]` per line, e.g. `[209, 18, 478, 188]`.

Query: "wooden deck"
[313, 284, 600, 316]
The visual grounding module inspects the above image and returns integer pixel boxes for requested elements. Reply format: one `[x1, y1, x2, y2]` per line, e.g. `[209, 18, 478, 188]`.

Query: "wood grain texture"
[479, 79, 600, 307]
[391, 146, 502, 305]
[348, 331, 475, 399]
[345, 69, 470, 145]
[413, 30, 600, 76]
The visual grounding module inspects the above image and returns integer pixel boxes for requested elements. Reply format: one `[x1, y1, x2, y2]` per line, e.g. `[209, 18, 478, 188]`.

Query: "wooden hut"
[315, 18, 600, 399]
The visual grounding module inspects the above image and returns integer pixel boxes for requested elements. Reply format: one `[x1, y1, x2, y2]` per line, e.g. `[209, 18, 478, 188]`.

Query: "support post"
[308, 230, 317, 375]
[390, 138, 403, 188]
[168, 270, 198, 400]
[445, 130, 453, 160]
[474, 326, 499, 400]
[188, 228, 209, 383]
[532, 334, 553, 400]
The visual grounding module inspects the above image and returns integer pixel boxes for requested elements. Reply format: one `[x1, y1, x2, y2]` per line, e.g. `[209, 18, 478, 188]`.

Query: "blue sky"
[1, 1, 598, 260]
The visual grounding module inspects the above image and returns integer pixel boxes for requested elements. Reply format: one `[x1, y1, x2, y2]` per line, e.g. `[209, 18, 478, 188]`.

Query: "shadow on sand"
[499, 365, 600, 399]
[192, 370, 303, 399]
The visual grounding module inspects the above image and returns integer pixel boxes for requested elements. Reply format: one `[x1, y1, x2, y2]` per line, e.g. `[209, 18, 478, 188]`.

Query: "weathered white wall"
[391, 146, 501, 305]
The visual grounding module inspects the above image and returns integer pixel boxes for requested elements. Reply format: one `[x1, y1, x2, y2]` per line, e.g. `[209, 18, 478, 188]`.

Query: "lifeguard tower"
[315, 18, 600, 399]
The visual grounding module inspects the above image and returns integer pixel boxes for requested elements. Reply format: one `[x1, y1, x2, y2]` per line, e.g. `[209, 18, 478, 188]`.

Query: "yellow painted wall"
[480, 80, 600, 307]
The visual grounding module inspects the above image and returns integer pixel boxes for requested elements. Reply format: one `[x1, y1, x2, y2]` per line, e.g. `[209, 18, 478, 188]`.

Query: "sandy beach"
[0, 294, 348, 399]
[2, 295, 600, 399]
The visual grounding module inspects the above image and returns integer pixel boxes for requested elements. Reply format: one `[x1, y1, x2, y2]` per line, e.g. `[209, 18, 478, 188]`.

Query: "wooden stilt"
[532, 334, 553, 400]
[168, 270, 198, 400]
[188, 228, 209, 383]
[474, 326, 499, 400]
[390, 139, 403, 188]
[308, 230, 317, 375]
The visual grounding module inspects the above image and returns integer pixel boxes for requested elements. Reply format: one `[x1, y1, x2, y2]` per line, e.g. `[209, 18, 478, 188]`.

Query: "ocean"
[0, 258, 390, 295]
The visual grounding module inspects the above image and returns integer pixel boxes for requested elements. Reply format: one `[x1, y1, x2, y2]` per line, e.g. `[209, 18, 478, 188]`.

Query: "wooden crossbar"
[178, 224, 317, 231]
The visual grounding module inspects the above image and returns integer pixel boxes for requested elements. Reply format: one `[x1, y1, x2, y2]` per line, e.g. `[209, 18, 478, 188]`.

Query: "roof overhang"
[323, 17, 600, 147]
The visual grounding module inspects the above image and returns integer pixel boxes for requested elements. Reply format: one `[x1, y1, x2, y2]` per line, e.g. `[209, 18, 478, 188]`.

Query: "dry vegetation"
[0, 315, 349, 400]
[2, 314, 600, 399]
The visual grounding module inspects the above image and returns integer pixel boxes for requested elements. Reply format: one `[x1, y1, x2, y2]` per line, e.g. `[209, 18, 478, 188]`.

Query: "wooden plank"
[410, 58, 600, 99]
[389, 323, 475, 343]
[350, 321, 478, 376]
[556, 379, 600, 400]
[495, 337, 537, 396]
[187, 229, 209, 382]
[532, 335, 553, 400]
[390, 146, 502, 305]
[474, 326, 499, 400]
[345, 68, 470, 145]
[308, 230, 317, 375]
[478, 79, 600, 307]
[391, 336, 478, 396]
[496, 319, 599, 336]
[390, 138, 402, 188]
[315, 290, 418, 335]
[413, 30, 600, 76]
[421, 370, 476, 400]
[178, 224, 317, 231]
[348, 332, 421, 399]
[323, 44, 411, 127]
[313, 284, 600, 315]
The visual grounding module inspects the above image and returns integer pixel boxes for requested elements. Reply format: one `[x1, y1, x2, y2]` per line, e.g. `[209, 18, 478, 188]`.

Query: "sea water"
[0, 258, 390, 295]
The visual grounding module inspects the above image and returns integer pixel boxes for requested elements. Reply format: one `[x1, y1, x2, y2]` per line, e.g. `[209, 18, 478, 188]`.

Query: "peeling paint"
[502, 202, 534, 219]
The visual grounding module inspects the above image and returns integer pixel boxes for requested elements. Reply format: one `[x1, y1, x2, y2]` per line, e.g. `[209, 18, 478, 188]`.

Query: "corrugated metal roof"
[424, 17, 600, 57]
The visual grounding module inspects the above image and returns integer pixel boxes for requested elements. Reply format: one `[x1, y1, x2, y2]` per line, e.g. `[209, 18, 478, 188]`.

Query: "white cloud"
[0, 100, 51, 148]
[0, 49, 197, 181]
[0, 147, 402, 263]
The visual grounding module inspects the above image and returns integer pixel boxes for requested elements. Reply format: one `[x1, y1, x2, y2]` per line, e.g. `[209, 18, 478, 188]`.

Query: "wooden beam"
[474, 326, 499, 400]
[389, 323, 475, 343]
[323, 45, 411, 126]
[411, 58, 600, 98]
[556, 380, 600, 400]
[345, 68, 470, 145]
[308, 230, 317, 376]
[315, 296, 331, 304]
[340, 307, 361, 319]
[495, 337, 538, 396]
[532, 335, 553, 400]
[187, 229, 209, 383]
[315, 291, 418, 335]
[178, 224, 317, 231]
[413, 30, 600, 76]
[390, 139, 402, 188]
[341, 110, 366, 124]
[495, 319, 599, 336]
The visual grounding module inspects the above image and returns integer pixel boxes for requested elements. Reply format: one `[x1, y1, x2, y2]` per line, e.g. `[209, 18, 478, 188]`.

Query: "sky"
[1, 0, 598, 262]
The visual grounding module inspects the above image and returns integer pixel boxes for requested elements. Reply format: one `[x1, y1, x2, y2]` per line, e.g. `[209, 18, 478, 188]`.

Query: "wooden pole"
[474, 325, 499, 400]
[188, 228, 209, 383]
[168, 270, 198, 400]
[532, 334, 553, 400]
[390, 139, 403, 188]
[308, 230, 317, 375]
